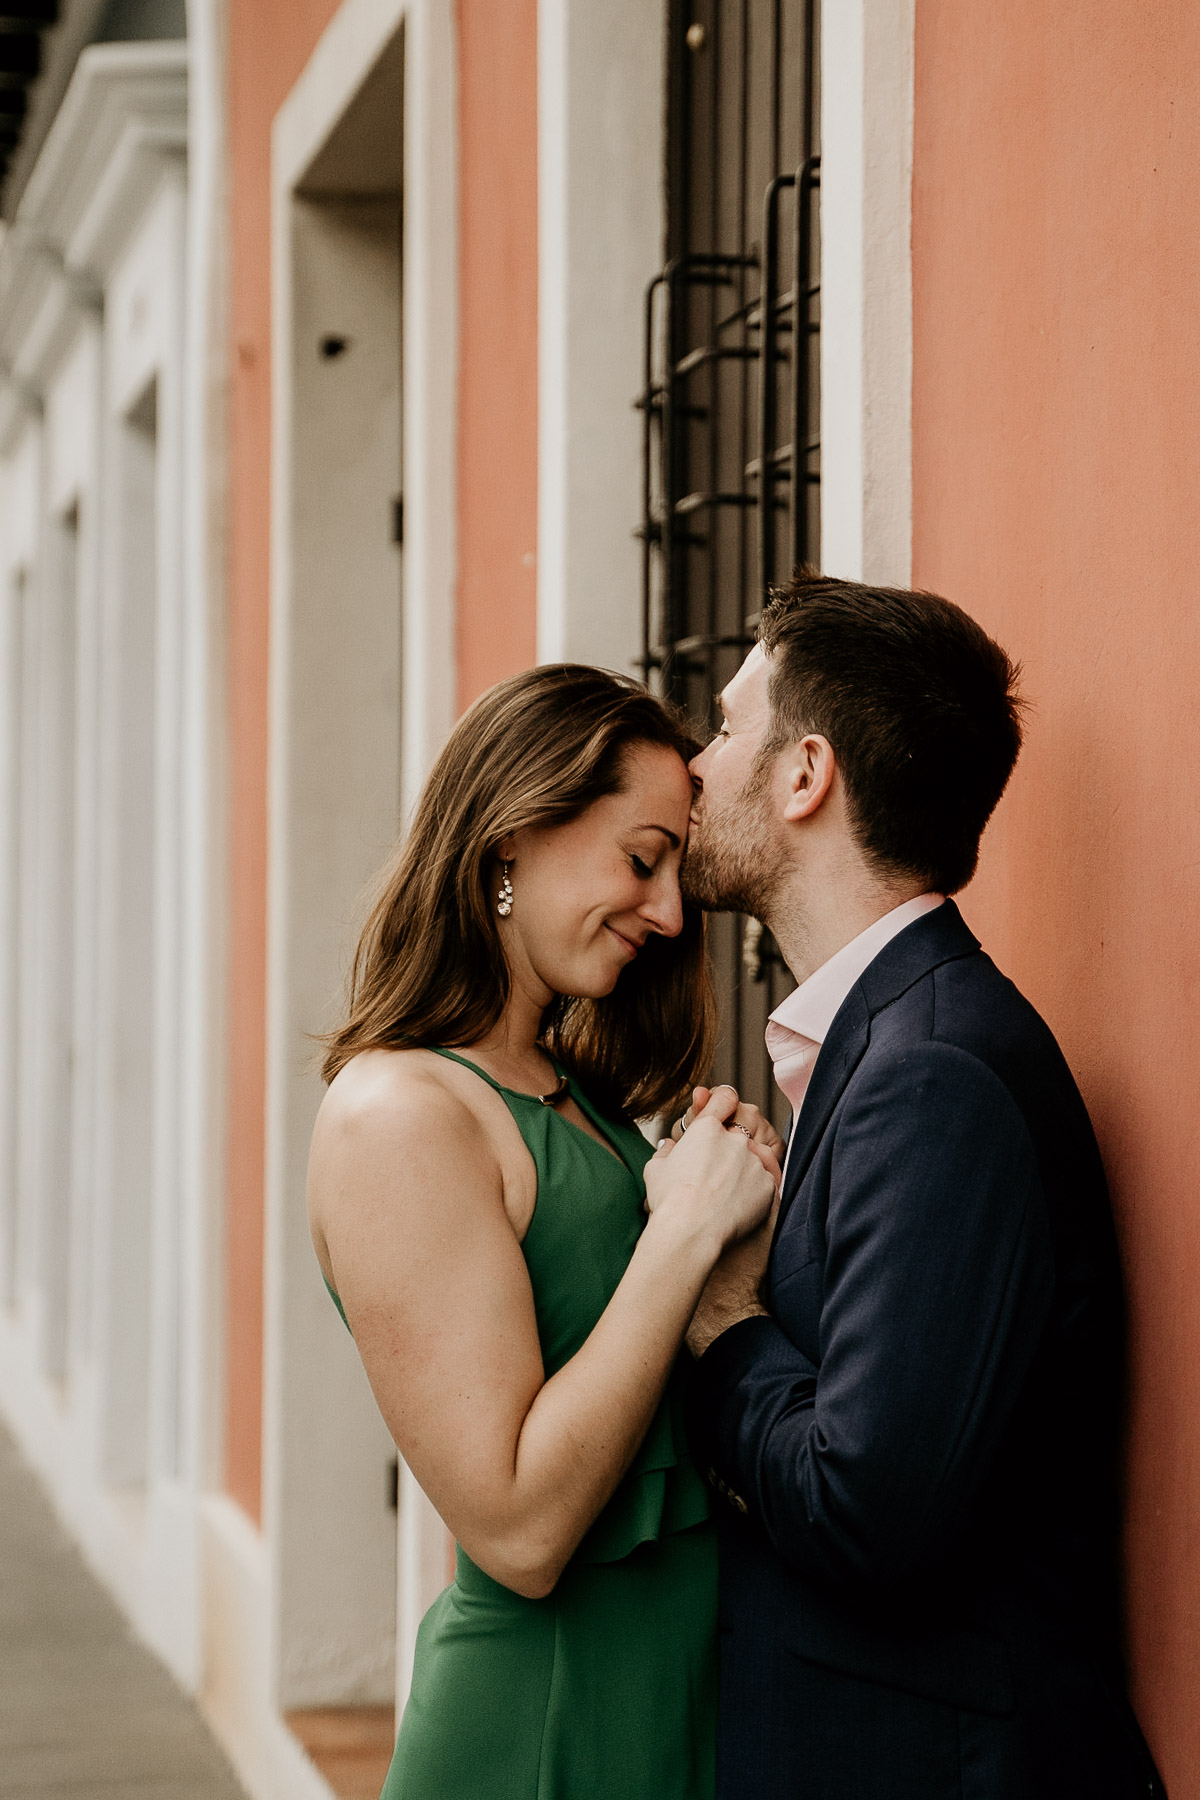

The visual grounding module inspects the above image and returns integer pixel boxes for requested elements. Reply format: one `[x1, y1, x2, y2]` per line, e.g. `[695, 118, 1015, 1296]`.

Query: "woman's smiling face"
[497, 740, 694, 1002]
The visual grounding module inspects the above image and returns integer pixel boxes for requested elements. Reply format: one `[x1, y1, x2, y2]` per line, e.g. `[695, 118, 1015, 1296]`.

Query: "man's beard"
[681, 757, 779, 918]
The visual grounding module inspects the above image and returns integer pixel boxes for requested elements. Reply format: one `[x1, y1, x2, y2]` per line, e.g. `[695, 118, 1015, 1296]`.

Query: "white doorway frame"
[266, 0, 457, 1737]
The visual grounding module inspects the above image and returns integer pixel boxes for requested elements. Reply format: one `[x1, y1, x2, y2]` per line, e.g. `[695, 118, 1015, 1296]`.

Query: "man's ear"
[780, 734, 836, 823]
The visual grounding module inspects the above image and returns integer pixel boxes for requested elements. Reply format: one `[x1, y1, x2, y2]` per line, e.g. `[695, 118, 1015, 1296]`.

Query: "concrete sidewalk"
[0, 1423, 247, 1800]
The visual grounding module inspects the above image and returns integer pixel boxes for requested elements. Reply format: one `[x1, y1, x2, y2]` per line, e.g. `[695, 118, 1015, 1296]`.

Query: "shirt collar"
[768, 894, 946, 1049]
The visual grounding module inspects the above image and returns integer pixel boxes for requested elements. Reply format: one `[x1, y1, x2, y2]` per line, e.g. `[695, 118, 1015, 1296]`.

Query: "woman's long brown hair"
[320, 665, 716, 1121]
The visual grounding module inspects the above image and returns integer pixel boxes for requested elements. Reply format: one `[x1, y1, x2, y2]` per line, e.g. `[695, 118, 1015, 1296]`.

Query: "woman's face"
[499, 741, 694, 1002]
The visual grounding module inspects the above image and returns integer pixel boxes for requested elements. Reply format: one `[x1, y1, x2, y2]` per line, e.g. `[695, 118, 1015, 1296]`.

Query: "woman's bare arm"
[308, 1057, 775, 1598]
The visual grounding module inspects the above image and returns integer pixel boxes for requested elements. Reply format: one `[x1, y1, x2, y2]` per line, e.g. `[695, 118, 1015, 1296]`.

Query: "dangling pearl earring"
[496, 860, 514, 918]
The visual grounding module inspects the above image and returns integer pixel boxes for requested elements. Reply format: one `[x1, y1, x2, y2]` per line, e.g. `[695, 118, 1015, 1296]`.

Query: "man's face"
[682, 645, 782, 916]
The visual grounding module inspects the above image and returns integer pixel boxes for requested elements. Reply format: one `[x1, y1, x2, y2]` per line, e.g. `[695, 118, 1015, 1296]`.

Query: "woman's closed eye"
[630, 854, 655, 879]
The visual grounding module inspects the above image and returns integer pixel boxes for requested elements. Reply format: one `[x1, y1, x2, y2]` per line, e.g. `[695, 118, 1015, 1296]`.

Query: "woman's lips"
[605, 924, 642, 958]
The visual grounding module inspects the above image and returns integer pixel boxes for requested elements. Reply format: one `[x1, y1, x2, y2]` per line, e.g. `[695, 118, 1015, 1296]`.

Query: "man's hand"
[685, 1190, 780, 1358]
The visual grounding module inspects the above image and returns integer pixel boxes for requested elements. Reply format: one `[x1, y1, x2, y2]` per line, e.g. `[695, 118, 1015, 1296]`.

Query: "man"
[681, 571, 1164, 1798]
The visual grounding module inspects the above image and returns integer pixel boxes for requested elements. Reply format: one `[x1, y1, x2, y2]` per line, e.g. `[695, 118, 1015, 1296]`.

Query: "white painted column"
[395, 0, 461, 1702]
[536, 0, 666, 674]
[820, 0, 915, 587]
[400, 0, 458, 815]
[58, 324, 104, 1387]
[0, 427, 39, 1314]
[0, 559, 20, 1308]
[179, 0, 230, 1547]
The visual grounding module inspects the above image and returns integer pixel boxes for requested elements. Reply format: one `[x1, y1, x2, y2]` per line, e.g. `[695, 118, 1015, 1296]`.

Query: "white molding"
[200, 1496, 336, 1800]
[0, 44, 186, 404]
[179, 0, 230, 1526]
[820, 0, 915, 586]
[536, 0, 665, 672]
[397, 0, 458, 809]
[13, 42, 187, 278]
[266, 0, 456, 1748]
[535, 0, 567, 661]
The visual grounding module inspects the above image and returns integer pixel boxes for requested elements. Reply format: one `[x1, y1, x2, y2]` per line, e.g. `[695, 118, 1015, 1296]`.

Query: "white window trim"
[536, 0, 666, 673]
[820, 0, 916, 587]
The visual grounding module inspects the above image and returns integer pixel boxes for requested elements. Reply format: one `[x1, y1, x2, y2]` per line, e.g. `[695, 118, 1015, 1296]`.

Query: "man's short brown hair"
[758, 569, 1024, 894]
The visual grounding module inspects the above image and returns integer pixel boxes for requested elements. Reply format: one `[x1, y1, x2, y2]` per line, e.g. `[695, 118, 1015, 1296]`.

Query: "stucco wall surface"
[912, 4, 1200, 1788]
[227, 0, 344, 1524]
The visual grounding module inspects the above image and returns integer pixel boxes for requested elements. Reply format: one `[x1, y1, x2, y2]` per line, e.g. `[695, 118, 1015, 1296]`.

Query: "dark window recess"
[638, 0, 820, 1128]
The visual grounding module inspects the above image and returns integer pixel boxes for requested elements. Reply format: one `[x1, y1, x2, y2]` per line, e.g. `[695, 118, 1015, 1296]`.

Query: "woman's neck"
[467, 978, 557, 1089]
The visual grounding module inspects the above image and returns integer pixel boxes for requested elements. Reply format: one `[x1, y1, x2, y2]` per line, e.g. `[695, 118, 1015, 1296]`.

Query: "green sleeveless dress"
[326, 1050, 717, 1800]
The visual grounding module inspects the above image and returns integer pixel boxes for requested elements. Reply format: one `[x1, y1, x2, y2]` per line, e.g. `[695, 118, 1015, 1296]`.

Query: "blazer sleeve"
[688, 1040, 1055, 1589]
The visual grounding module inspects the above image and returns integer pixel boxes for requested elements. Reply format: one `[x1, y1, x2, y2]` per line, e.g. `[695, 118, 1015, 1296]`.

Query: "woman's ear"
[780, 734, 836, 823]
[497, 834, 517, 862]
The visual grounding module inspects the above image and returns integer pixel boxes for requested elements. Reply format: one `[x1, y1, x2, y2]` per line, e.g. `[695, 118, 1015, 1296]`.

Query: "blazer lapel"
[773, 901, 982, 1232]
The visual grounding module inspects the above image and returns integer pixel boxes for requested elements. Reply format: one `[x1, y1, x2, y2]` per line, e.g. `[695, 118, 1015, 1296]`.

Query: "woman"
[308, 665, 782, 1800]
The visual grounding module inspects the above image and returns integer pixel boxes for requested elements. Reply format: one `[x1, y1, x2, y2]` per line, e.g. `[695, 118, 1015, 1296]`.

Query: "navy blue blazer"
[688, 902, 1164, 1799]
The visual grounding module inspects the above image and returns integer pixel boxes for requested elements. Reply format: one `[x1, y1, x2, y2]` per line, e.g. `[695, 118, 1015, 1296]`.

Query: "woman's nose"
[641, 877, 684, 939]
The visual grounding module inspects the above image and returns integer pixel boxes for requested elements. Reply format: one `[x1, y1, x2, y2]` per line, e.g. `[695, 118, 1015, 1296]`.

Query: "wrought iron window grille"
[637, 1, 820, 1121]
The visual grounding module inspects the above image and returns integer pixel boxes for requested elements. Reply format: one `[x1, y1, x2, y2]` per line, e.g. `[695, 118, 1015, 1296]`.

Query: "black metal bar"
[789, 156, 819, 572]
[675, 490, 757, 515]
[758, 170, 793, 604]
[674, 342, 760, 378]
[639, 272, 666, 680]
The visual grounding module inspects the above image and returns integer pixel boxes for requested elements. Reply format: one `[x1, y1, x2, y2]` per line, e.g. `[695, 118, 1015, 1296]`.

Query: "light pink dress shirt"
[766, 894, 945, 1169]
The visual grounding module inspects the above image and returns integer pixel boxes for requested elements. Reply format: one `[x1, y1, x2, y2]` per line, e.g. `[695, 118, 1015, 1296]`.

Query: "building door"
[640, 0, 820, 1127]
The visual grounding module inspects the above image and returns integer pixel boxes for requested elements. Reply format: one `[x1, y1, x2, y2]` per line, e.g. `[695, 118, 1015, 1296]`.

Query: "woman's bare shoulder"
[311, 1048, 493, 1180]
[324, 1046, 481, 1127]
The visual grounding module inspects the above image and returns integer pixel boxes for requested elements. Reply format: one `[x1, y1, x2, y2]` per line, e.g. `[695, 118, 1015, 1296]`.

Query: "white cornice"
[0, 41, 186, 404]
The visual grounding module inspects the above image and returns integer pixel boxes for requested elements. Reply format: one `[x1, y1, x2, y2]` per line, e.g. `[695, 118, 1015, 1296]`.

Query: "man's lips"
[605, 924, 644, 957]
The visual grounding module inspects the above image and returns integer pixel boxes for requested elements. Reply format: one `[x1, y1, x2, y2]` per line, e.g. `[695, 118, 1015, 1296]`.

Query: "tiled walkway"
[0, 1423, 247, 1800]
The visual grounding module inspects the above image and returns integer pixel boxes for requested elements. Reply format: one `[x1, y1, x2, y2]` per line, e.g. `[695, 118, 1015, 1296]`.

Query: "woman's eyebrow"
[638, 823, 682, 849]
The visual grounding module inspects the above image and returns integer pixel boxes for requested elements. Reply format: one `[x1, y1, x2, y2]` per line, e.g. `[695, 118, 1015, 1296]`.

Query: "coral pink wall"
[913, 4, 1200, 1788]
[226, 0, 345, 1523]
[455, 0, 539, 711]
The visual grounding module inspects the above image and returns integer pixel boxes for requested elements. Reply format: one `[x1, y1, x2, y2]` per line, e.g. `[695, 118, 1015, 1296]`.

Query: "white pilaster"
[820, 0, 915, 586]
[536, 0, 666, 673]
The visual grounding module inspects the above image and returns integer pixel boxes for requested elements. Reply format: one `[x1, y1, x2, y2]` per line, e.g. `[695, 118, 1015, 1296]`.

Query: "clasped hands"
[648, 1084, 785, 1359]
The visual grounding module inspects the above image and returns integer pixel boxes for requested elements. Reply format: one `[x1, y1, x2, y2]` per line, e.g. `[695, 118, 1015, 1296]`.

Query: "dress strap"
[427, 1046, 510, 1094]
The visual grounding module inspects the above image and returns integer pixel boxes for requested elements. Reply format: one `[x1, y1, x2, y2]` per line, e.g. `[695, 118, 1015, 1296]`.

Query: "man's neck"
[766, 873, 932, 987]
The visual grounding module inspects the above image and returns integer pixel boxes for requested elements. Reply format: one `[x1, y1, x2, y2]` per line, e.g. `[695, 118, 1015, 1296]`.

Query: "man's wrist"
[686, 1298, 769, 1360]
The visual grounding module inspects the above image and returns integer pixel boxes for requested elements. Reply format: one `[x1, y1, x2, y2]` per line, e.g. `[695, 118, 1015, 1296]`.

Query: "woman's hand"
[672, 1083, 786, 1169]
[644, 1085, 779, 1254]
